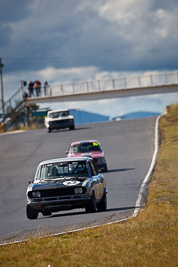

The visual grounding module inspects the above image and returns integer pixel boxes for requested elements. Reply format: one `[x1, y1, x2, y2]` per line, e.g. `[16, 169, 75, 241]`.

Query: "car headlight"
[32, 191, 41, 198]
[74, 187, 83, 194]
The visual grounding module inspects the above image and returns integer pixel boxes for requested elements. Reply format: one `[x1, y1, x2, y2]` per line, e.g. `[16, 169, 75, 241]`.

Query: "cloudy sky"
[1, 0, 178, 116]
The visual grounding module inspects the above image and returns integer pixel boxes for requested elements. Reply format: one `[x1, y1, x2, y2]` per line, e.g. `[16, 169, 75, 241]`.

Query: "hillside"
[70, 110, 161, 124]
[69, 109, 110, 124]
[124, 111, 161, 119]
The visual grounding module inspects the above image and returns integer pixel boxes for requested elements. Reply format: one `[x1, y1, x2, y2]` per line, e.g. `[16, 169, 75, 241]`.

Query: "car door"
[92, 160, 105, 198]
[88, 160, 100, 199]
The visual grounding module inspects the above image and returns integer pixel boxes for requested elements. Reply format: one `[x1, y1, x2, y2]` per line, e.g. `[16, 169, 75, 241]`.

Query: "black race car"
[26, 157, 107, 219]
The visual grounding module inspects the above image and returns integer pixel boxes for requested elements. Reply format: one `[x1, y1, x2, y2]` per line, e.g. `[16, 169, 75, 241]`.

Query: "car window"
[49, 112, 60, 118]
[61, 111, 69, 116]
[71, 142, 102, 153]
[71, 145, 80, 153]
[35, 161, 89, 180]
[89, 160, 99, 176]
[49, 111, 69, 118]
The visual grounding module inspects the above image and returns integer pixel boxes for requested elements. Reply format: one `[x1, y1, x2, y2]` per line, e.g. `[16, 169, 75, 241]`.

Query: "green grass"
[0, 103, 178, 267]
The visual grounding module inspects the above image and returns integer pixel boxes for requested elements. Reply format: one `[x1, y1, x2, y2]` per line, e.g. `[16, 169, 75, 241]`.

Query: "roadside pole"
[0, 58, 4, 120]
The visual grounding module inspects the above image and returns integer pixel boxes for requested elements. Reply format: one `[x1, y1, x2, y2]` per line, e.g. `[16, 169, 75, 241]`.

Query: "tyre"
[97, 190, 107, 212]
[47, 128, 51, 133]
[70, 125, 75, 130]
[104, 164, 108, 172]
[26, 205, 38, 220]
[85, 192, 97, 213]
[42, 210, 52, 216]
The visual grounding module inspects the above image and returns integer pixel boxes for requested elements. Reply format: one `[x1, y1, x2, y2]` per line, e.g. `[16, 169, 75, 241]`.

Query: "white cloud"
[153, 8, 178, 39]
[97, 0, 150, 24]
[38, 66, 98, 82]
[1, 0, 178, 116]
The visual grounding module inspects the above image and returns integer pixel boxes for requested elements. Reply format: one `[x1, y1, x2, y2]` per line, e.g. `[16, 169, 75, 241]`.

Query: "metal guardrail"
[35, 71, 178, 98]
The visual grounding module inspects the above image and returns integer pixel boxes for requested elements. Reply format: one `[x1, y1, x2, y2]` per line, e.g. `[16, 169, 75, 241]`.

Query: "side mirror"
[28, 179, 34, 184]
[65, 151, 69, 155]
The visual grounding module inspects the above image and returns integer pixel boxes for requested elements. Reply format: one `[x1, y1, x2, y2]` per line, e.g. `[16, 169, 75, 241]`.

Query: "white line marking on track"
[133, 116, 160, 217]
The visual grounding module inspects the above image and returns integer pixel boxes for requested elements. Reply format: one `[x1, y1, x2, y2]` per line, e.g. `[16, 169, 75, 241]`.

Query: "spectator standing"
[33, 81, 37, 96]
[44, 81, 49, 96]
[36, 80, 41, 96]
[28, 81, 34, 97]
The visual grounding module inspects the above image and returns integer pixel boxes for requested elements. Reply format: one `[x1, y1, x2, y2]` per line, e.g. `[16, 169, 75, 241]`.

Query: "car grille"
[50, 119, 70, 125]
[28, 187, 86, 198]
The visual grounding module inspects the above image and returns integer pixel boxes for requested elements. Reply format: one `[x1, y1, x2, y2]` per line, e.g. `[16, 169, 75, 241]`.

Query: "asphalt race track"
[0, 117, 157, 244]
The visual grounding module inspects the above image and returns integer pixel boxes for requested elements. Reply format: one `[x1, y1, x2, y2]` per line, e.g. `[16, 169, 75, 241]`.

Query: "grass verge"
[0, 104, 178, 267]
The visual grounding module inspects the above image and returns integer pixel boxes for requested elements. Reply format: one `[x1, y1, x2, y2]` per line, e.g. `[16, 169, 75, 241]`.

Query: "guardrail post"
[138, 76, 141, 87]
[124, 77, 127, 88]
[112, 79, 115, 89]
[60, 85, 63, 95]
[72, 83, 75, 94]
[165, 74, 168, 84]
[86, 82, 89, 92]
[98, 80, 100, 91]
[150, 75, 153, 86]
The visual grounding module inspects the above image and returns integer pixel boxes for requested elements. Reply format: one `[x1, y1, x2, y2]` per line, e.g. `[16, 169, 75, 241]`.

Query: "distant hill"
[124, 111, 161, 119]
[69, 110, 161, 124]
[70, 110, 110, 125]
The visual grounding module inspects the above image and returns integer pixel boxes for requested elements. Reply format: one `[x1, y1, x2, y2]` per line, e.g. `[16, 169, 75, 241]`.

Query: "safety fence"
[44, 71, 178, 97]
[1, 71, 178, 116]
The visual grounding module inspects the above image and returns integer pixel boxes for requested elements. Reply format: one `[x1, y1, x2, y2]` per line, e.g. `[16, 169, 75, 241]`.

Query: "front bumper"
[27, 195, 90, 212]
[47, 119, 74, 130]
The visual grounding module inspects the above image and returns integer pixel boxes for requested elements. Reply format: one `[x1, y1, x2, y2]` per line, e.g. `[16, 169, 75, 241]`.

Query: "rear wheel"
[47, 128, 51, 133]
[85, 192, 97, 213]
[26, 205, 38, 220]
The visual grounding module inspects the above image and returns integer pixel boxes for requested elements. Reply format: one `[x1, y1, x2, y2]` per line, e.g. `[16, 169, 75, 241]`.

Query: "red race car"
[66, 140, 108, 172]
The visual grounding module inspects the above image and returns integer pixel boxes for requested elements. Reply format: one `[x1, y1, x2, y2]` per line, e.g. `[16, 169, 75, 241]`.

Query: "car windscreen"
[35, 161, 89, 180]
[49, 111, 69, 118]
[71, 142, 102, 153]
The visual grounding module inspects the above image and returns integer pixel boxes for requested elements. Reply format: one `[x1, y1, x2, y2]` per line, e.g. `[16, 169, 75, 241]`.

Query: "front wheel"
[42, 210, 52, 216]
[70, 125, 75, 130]
[26, 205, 38, 220]
[85, 192, 97, 213]
[97, 191, 107, 211]
[104, 164, 108, 172]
